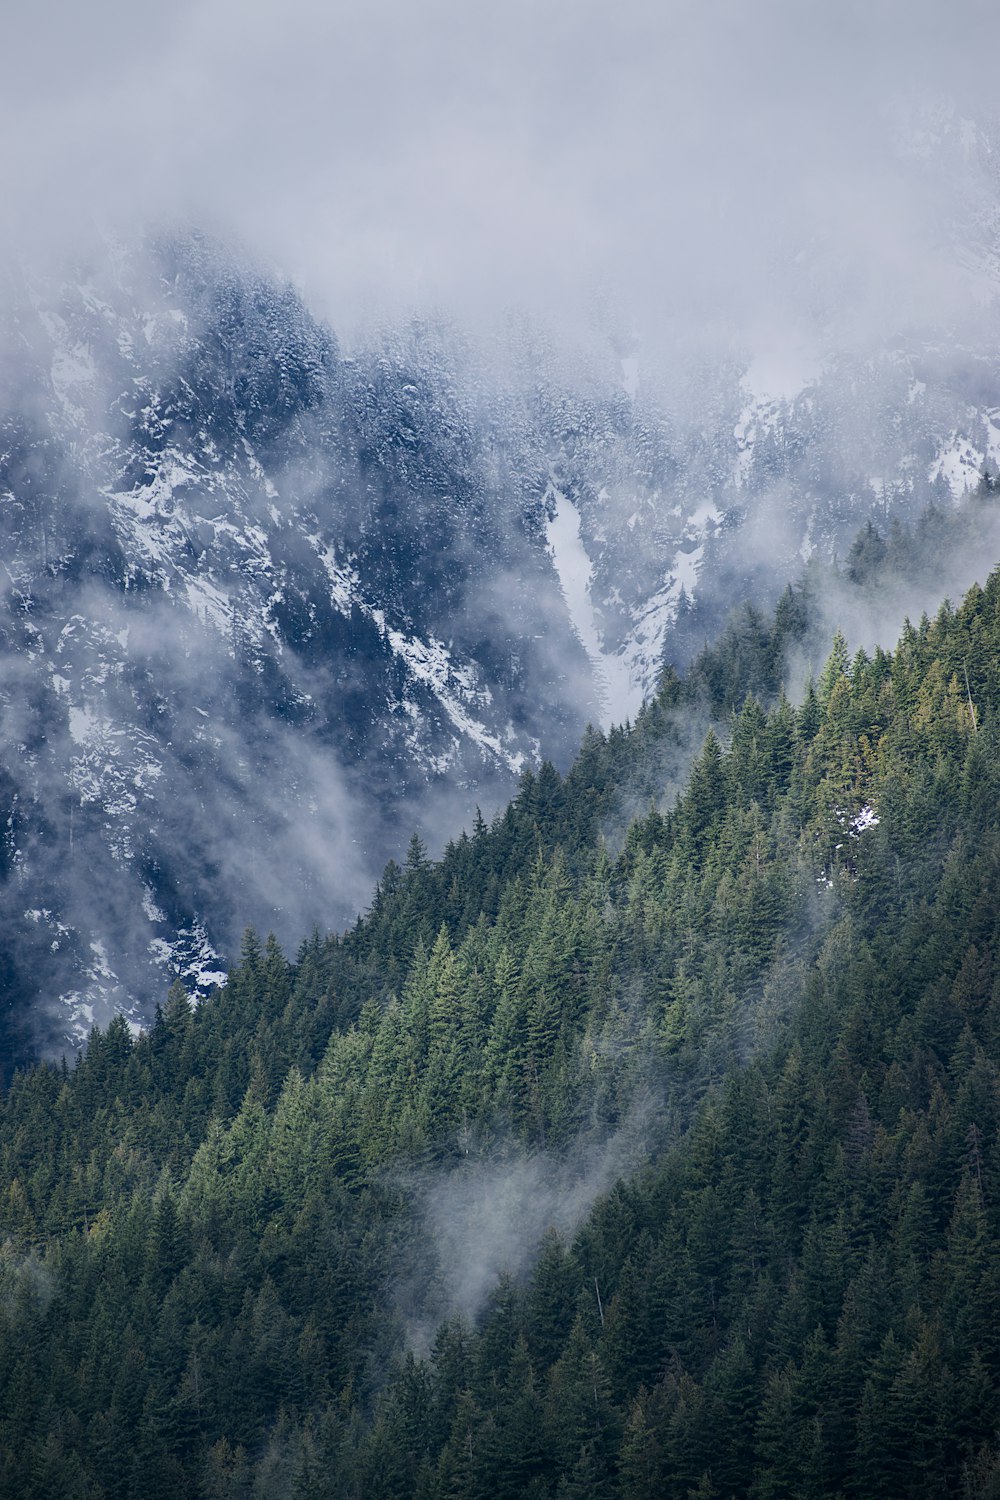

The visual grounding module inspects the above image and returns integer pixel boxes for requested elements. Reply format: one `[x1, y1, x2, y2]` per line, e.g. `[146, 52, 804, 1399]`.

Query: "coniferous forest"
[4, 549, 1000, 1497]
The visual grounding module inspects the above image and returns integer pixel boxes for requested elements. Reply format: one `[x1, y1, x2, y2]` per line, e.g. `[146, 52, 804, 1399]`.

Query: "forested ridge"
[3, 555, 1000, 1496]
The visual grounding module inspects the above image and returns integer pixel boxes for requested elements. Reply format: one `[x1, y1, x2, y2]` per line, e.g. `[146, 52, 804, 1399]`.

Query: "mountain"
[0, 238, 594, 1060]
[3, 232, 1000, 1059]
[2, 566, 1000, 1497]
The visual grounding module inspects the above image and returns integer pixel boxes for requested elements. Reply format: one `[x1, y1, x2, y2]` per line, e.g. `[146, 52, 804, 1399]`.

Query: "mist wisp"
[392, 1094, 657, 1354]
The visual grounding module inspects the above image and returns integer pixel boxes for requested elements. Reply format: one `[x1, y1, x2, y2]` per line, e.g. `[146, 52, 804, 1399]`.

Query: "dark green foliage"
[3, 568, 1000, 1495]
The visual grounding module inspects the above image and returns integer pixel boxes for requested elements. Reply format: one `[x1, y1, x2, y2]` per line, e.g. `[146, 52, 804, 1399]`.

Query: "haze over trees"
[2, 557, 1000, 1497]
[5, 5, 1000, 1496]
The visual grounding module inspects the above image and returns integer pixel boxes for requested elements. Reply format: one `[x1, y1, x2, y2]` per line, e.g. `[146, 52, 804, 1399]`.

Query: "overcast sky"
[4, 0, 1000, 359]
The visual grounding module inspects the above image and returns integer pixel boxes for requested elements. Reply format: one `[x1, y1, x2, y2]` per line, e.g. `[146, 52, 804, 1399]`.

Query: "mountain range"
[2, 229, 1000, 1061]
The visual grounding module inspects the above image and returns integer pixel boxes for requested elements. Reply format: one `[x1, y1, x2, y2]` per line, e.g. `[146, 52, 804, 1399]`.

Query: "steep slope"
[4, 230, 1000, 1059]
[0, 240, 598, 1056]
[1, 568, 1000, 1496]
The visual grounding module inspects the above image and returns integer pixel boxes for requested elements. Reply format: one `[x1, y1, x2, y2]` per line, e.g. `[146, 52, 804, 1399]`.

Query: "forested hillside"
[3, 563, 1000, 1498]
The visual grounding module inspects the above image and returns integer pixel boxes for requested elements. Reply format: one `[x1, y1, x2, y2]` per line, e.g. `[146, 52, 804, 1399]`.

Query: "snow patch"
[379, 623, 521, 773]
[546, 486, 639, 727]
[310, 535, 359, 614]
[850, 805, 880, 835]
[314, 537, 525, 772]
[141, 887, 167, 924]
[931, 431, 987, 496]
[89, 940, 114, 981]
[734, 395, 782, 487]
[68, 705, 97, 744]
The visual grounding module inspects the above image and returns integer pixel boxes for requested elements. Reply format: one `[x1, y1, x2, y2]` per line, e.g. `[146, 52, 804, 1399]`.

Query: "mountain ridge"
[3, 233, 1000, 1057]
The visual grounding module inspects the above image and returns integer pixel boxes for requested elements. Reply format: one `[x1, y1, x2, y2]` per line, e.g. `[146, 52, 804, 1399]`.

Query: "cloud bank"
[4, 0, 999, 354]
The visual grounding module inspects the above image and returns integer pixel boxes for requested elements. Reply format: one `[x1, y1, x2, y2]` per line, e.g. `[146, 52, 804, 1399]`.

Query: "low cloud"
[3, 0, 999, 360]
[393, 1096, 656, 1352]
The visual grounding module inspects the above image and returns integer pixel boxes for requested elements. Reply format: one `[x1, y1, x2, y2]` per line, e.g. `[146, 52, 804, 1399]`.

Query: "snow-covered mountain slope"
[0, 241, 599, 1058]
[3, 229, 1000, 1062]
[525, 332, 1000, 712]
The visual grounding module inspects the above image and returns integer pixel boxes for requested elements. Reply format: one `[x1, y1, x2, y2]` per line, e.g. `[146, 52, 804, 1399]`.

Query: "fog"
[4, 0, 999, 358]
[3, 2, 1000, 1058]
[394, 1101, 655, 1354]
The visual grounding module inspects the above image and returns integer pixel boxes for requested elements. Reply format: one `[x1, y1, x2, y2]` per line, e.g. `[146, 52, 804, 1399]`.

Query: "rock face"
[0, 238, 590, 1060]
[1, 232, 999, 1060]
